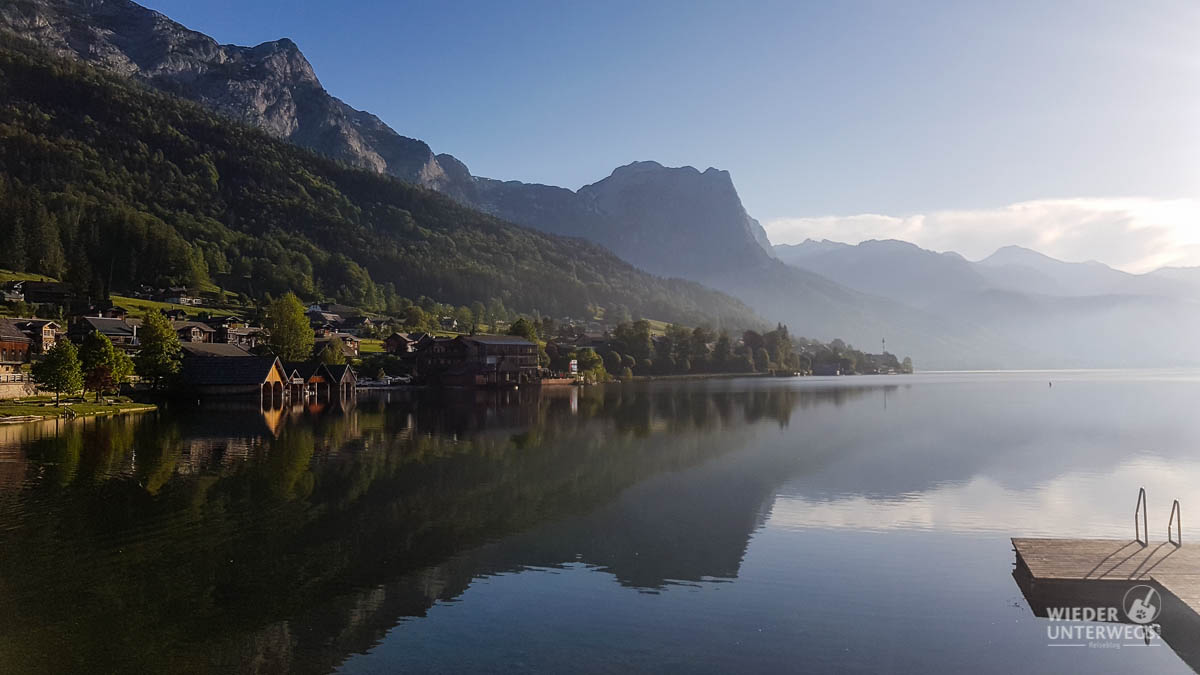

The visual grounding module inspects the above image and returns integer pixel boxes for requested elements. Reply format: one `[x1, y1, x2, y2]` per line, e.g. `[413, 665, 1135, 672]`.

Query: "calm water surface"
[2, 371, 1199, 673]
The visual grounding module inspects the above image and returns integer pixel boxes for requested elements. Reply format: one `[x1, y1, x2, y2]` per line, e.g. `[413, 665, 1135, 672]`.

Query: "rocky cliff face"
[577, 161, 775, 279]
[0, 0, 448, 186]
[0, 0, 778, 274]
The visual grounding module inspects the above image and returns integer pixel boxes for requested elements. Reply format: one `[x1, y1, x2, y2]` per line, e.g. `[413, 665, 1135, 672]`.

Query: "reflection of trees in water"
[0, 382, 888, 673]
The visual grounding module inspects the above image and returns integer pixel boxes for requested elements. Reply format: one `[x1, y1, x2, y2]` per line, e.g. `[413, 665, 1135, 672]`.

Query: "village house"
[2, 282, 24, 303]
[21, 281, 73, 305]
[383, 332, 415, 354]
[197, 316, 265, 349]
[11, 318, 59, 354]
[313, 333, 359, 358]
[307, 310, 343, 330]
[0, 319, 32, 373]
[416, 335, 539, 387]
[70, 316, 139, 350]
[172, 321, 217, 343]
[159, 287, 203, 306]
[341, 316, 375, 336]
[224, 327, 266, 350]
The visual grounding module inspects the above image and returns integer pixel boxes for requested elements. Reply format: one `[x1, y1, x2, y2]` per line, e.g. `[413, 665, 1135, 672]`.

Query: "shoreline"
[0, 401, 158, 425]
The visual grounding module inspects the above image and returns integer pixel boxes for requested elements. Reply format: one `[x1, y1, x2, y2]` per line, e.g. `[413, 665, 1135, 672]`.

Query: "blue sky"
[142, 0, 1198, 270]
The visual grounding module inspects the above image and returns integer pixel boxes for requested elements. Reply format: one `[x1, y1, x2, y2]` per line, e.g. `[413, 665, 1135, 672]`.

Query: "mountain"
[0, 35, 763, 328]
[774, 239, 991, 309]
[775, 239, 1200, 367]
[977, 245, 1135, 296]
[5, 0, 1154, 368]
[0, 0, 455, 189]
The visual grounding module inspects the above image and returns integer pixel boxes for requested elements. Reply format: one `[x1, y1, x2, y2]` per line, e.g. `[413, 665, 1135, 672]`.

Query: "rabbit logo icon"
[1123, 585, 1161, 624]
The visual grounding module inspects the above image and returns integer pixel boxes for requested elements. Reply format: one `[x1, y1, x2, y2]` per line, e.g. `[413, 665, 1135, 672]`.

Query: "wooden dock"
[1013, 538, 1200, 611]
[1013, 537, 1200, 668]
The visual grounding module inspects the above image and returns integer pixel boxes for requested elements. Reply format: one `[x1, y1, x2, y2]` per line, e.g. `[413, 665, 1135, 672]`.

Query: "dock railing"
[1136, 487, 1148, 545]
[1169, 499, 1182, 547]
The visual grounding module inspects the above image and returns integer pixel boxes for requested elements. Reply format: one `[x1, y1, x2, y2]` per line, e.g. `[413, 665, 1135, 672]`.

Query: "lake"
[1, 371, 1198, 673]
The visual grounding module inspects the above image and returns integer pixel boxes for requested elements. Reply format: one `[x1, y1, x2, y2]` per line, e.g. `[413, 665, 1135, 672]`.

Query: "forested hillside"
[0, 36, 760, 329]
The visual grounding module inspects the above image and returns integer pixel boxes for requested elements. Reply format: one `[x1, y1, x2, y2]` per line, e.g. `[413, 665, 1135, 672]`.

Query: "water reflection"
[0, 374, 1198, 672]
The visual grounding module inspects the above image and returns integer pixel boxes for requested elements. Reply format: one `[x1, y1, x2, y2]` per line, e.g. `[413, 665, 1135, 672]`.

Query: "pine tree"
[4, 215, 26, 272]
[28, 206, 65, 278]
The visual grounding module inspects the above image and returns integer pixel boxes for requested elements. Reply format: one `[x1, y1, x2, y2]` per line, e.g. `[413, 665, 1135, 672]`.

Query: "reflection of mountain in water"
[0, 383, 877, 672]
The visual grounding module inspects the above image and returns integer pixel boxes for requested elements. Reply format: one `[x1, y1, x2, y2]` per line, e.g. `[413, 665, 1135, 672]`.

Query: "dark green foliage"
[0, 38, 759, 328]
[31, 339, 82, 404]
[318, 338, 347, 365]
[135, 310, 181, 388]
[266, 292, 314, 361]
[506, 318, 537, 341]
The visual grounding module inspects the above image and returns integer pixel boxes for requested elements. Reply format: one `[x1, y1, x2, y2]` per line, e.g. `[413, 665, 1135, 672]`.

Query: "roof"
[462, 335, 536, 347]
[307, 311, 342, 323]
[181, 357, 283, 386]
[324, 364, 356, 383]
[12, 318, 58, 330]
[79, 316, 134, 336]
[0, 319, 30, 343]
[200, 315, 244, 325]
[180, 343, 253, 358]
[283, 361, 326, 381]
[172, 321, 216, 332]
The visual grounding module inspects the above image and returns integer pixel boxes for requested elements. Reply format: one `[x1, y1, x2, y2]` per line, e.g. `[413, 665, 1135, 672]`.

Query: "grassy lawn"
[0, 269, 59, 283]
[0, 396, 156, 420]
[643, 319, 671, 336]
[111, 295, 243, 319]
[358, 338, 385, 353]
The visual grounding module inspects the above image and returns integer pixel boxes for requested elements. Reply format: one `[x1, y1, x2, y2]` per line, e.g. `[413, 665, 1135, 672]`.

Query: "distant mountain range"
[776, 239, 1200, 367]
[3, 0, 1196, 368]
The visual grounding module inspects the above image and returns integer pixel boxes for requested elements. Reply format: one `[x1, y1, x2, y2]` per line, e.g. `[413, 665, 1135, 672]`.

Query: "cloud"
[765, 197, 1200, 273]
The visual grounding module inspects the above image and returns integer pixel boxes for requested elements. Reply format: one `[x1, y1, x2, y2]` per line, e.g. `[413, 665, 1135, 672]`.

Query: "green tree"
[3, 215, 25, 272]
[573, 347, 608, 383]
[713, 332, 732, 370]
[32, 340, 83, 405]
[27, 206, 66, 279]
[902, 357, 914, 374]
[318, 337, 347, 365]
[266, 292, 314, 361]
[80, 330, 132, 400]
[403, 305, 427, 330]
[603, 350, 622, 374]
[754, 347, 771, 372]
[136, 310, 182, 389]
[454, 306, 474, 332]
[507, 317, 538, 341]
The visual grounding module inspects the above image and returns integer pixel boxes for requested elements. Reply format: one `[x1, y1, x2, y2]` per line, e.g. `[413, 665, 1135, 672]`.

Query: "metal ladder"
[1136, 487, 1148, 545]
[1134, 487, 1183, 547]
[1169, 499, 1182, 547]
